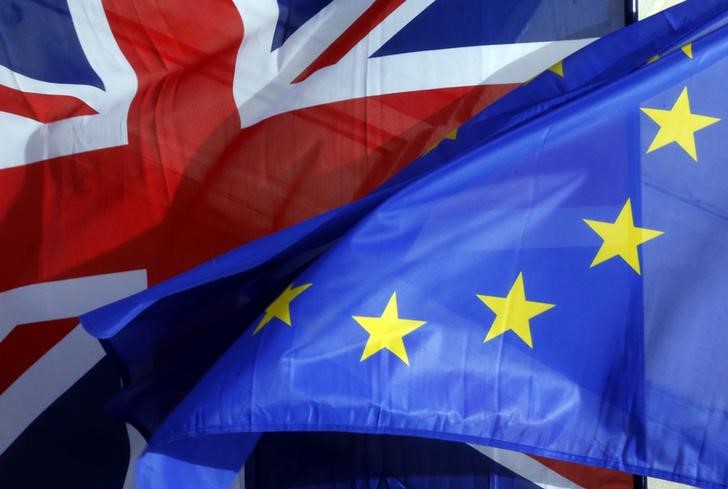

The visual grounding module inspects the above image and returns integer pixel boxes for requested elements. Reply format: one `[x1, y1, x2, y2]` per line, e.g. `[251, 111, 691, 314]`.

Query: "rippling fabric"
[83, 2, 728, 488]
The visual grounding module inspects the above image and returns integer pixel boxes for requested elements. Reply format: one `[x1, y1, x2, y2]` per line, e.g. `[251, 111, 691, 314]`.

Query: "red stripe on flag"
[293, 0, 406, 83]
[0, 318, 78, 394]
[532, 455, 635, 489]
[0, 85, 97, 123]
[0, 0, 516, 380]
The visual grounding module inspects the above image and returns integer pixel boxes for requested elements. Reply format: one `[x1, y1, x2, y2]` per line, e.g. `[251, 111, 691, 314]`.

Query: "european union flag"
[83, 1, 728, 488]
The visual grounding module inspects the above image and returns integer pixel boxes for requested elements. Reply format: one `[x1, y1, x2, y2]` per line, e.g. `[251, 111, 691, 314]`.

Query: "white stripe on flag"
[470, 444, 584, 489]
[0, 325, 104, 453]
[0, 270, 148, 454]
[122, 423, 147, 489]
[229, 466, 246, 489]
[0, 270, 148, 342]
[647, 478, 697, 489]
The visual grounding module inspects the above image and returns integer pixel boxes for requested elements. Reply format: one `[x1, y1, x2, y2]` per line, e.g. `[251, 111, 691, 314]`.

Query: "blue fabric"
[0, 358, 130, 488]
[270, 0, 625, 55]
[272, 0, 333, 50]
[0, 0, 104, 89]
[372, 0, 625, 57]
[82, 1, 728, 488]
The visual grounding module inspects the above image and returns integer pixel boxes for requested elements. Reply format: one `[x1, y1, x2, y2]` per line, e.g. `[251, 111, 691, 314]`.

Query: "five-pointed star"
[641, 87, 720, 161]
[548, 60, 564, 77]
[424, 127, 459, 154]
[647, 43, 693, 64]
[583, 199, 663, 274]
[681, 43, 693, 59]
[253, 282, 312, 335]
[477, 273, 554, 348]
[353, 292, 426, 365]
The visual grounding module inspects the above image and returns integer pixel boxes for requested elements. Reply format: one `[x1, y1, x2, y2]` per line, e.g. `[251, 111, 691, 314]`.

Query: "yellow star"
[681, 43, 693, 59]
[477, 273, 554, 348]
[647, 44, 691, 64]
[253, 282, 312, 335]
[423, 127, 459, 154]
[583, 199, 663, 274]
[548, 61, 564, 77]
[444, 127, 458, 141]
[641, 87, 720, 161]
[353, 292, 426, 365]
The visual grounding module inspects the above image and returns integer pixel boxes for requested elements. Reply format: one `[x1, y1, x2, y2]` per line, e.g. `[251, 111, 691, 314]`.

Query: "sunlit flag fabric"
[0, 0, 631, 487]
[82, 0, 728, 488]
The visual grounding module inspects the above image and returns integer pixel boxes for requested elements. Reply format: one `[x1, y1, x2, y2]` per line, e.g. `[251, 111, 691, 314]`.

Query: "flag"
[82, 0, 728, 488]
[245, 432, 635, 489]
[0, 0, 632, 486]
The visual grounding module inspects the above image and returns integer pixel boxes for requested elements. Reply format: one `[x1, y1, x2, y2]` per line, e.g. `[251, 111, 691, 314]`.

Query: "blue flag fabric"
[83, 1, 728, 488]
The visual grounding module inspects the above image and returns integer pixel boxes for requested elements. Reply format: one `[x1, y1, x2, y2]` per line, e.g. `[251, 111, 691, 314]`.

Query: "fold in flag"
[0, 1, 630, 486]
[83, 1, 728, 488]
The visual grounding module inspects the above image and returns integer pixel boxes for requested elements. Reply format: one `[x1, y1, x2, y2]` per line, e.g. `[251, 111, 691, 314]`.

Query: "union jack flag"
[0, 0, 632, 487]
